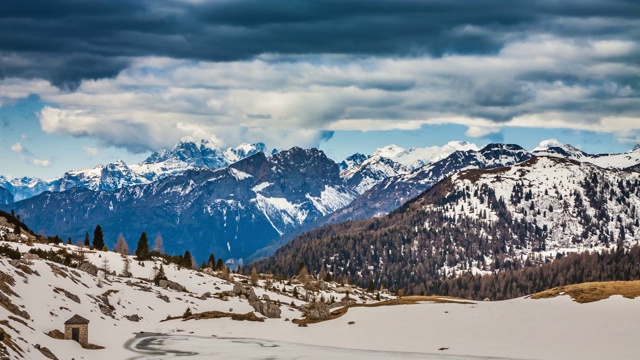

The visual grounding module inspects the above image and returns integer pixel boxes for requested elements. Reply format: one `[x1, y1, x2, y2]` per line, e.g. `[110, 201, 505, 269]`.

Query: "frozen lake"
[125, 333, 520, 360]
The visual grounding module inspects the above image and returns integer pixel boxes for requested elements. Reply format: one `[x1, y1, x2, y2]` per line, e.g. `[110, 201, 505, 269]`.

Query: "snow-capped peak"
[372, 144, 405, 159]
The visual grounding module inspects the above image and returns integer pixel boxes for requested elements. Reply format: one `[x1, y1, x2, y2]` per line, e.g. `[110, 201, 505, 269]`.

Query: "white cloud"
[465, 126, 501, 138]
[10, 142, 24, 158]
[10, 142, 51, 167]
[0, 33, 632, 152]
[83, 147, 99, 156]
[32, 159, 51, 167]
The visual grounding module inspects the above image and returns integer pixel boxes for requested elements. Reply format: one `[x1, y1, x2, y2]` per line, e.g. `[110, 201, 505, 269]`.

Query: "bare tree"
[76, 241, 87, 264]
[122, 256, 132, 277]
[250, 267, 259, 286]
[115, 234, 129, 256]
[153, 234, 164, 254]
[101, 256, 110, 280]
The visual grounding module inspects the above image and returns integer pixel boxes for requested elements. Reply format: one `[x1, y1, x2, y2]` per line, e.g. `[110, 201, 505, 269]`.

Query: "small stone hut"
[64, 315, 89, 345]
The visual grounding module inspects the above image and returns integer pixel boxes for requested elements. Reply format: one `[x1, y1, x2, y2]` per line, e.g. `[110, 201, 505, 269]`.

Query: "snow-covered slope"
[0, 237, 638, 360]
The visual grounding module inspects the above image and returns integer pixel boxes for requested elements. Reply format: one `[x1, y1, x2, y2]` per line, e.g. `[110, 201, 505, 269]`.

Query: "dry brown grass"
[293, 296, 474, 325]
[162, 310, 265, 323]
[531, 281, 640, 303]
[45, 329, 65, 340]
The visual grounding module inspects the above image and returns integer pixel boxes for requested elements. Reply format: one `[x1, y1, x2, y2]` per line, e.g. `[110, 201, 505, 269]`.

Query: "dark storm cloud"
[1, 0, 637, 87]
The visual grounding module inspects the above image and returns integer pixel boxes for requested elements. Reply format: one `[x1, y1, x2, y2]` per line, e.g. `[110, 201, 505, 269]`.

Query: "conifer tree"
[367, 279, 375, 293]
[182, 250, 193, 268]
[154, 264, 167, 285]
[84, 232, 90, 247]
[207, 253, 216, 269]
[135, 232, 150, 260]
[93, 225, 104, 250]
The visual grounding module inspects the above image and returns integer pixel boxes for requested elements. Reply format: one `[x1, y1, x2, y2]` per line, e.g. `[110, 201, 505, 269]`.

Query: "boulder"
[232, 283, 258, 301]
[78, 262, 98, 276]
[158, 279, 185, 292]
[250, 300, 281, 319]
[23, 253, 40, 261]
[125, 314, 141, 322]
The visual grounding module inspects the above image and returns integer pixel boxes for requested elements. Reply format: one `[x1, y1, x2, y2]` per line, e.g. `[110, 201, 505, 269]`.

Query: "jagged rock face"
[0, 187, 13, 205]
[2, 147, 356, 262]
[339, 153, 369, 172]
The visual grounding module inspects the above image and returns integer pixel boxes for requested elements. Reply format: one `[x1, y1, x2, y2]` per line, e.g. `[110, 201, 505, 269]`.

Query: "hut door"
[72, 328, 80, 342]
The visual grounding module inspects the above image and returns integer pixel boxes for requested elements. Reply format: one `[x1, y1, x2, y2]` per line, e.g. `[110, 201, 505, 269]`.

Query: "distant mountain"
[2, 147, 356, 262]
[256, 156, 640, 294]
[133, 137, 268, 181]
[531, 138, 640, 169]
[340, 141, 479, 194]
[0, 138, 268, 202]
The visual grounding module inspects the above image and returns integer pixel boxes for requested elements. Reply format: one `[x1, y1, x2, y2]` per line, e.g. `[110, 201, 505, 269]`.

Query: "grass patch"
[162, 310, 265, 323]
[531, 281, 640, 304]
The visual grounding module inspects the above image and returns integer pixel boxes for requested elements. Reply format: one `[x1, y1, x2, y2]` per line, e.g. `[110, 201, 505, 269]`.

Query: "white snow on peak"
[532, 138, 565, 152]
[372, 144, 405, 159]
[394, 141, 479, 168]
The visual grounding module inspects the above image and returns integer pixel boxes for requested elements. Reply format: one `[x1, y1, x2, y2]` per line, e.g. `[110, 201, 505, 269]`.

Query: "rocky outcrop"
[250, 300, 281, 318]
[78, 262, 98, 276]
[301, 301, 330, 321]
[232, 283, 258, 301]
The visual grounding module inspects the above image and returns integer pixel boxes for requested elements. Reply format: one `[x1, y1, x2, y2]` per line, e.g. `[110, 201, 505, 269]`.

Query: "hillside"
[256, 156, 640, 294]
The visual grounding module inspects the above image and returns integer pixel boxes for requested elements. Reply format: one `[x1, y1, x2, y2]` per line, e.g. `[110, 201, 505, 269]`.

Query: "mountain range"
[256, 155, 640, 294]
[0, 138, 268, 202]
[2, 138, 640, 265]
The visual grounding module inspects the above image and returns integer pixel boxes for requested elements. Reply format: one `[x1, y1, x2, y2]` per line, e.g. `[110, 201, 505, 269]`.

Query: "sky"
[0, 0, 639, 178]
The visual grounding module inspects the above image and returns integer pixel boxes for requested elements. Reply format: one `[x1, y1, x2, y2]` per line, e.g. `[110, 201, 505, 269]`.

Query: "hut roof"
[64, 314, 90, 325]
